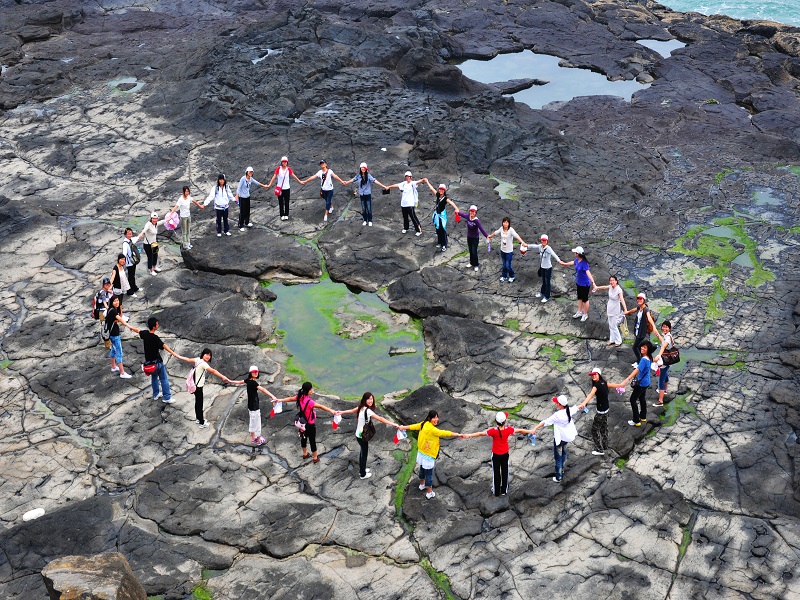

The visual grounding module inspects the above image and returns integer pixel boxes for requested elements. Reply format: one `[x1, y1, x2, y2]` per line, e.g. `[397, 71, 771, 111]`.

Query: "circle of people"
[90, 156, 679, 498]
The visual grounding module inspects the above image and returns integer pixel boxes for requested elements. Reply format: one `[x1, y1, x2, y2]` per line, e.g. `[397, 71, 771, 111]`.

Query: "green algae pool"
[268, 279, 424, 399]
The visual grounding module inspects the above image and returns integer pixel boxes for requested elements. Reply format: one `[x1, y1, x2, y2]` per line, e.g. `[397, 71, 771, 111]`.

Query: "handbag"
[537, 267, 543, 277]
[294, 397, 313, 433]
[361, 411, 376, 442]
[620, 319, 630, 338]
[381, 188, 390, 195]
[661, 347, 681, 366]
[142, 360, 157, 375]
[150, 241, 159, 249]
[274, 186, 282, 196]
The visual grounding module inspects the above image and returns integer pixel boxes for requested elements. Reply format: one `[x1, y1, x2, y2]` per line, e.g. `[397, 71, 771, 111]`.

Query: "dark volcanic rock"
[42, 552, 147, 600]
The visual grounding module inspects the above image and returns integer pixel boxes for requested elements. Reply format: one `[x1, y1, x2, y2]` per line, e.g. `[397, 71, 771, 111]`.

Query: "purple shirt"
[457, 212, 488, 239]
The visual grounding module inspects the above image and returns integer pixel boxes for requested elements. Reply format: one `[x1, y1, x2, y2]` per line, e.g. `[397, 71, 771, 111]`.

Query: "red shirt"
[487, 426, 515, 454]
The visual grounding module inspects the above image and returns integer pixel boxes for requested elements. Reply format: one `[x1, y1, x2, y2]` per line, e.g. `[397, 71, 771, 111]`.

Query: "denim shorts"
[109, 336, 123, 362]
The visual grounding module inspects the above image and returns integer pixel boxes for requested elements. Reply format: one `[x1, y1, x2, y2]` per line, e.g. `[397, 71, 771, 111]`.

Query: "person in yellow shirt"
[399, 410, 463, 499]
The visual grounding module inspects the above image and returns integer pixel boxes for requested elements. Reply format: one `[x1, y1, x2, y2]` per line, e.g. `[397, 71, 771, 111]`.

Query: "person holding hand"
[173, 348, 234, 429]
[267, 156, 305, 221]
[398, 410, 462, 499]
[336, 392, 400, 479]
[228, 366, 278, 445]
[384, 171, 426, 236]
[487, 217, 527, 283]
[342, 162, 388, 227]
[273, 382, 336, 462]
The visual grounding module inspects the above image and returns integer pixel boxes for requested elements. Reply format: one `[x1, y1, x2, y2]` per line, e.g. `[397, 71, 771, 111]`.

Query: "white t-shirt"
[275, 166, 292, 190]
[356, 407, 376, 438]
[492, 227, 518, 253]
[542, 406, 579, 445]
[316, 170, 335, 191]
[176, 195, 192, 218]
[398, 181, 418, 207]
[655, 332, 674, 367]
[194, 358, 208, 387]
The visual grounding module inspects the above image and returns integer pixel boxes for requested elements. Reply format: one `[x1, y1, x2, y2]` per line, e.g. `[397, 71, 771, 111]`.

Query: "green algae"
[503, 318, 520, 330]
[421, 558, 458, 600]
[714, 169, 735, 184]
[393, 440, 418, 519]
[659, 393, 696, 427]
[615, 457, 629, 469]
[538, 344, 573, 372]
[489, 175, 519, 200]
[191, 583, 213, 600]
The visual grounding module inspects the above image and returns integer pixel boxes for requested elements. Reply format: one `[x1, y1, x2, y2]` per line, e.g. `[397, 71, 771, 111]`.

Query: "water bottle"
[583, 406, 589, 414]
[527, 434, 536, 447]
[487, 240, 492, 252]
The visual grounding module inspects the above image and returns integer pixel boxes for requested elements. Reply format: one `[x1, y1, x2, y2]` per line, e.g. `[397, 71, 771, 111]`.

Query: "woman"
[229, 366, 278, 445]
[300, 160, 347, 223]
[342, 162, 387, 227]
[267, 156, 304, 221]
[593, 275, 627, 346]
[559, 246, 595, 322]
[462, 411, 534, 496]
[398, 410, 462, 499]
[530, 234, 562, 303]
[136, 212, 164, 275]
[171, 186, 204, 250]
[487, 217, 527, 283]
[530, 395, 579, 483]
[653, 320, 674, 407]
[618, 341, 655, 427]
[105, 295, 134, 379]
[203, 174, 236, 236]
[336, 392, 400, 479]
[451, 202, 489, 272]
[109, 254, 130, 305]
[275, 382, 336, 462]
[623, 293, 662, 360]
[384, 171, 426, 235]
[174, 348, 231, 428]
[234, 167, 269, 230]
[424, 181, 457, 251]
[578, 367, 626, 456]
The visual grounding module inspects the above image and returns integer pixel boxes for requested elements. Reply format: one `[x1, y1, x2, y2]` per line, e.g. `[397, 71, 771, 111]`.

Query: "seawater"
[663, 0, 800, 26]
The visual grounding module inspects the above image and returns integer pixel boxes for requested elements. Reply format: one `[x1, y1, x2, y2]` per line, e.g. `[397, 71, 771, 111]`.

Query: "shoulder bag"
[361, 410, 376, 442]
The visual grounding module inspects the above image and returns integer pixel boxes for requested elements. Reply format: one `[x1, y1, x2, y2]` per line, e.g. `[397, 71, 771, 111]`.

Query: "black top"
[593, 380, 610, 412]
[112, 265, 122, 289]
[245, 378, 260, 411]
[105, 308, 120, 337]
[435, 194, 448, 214]
[139, 330, 164, 362]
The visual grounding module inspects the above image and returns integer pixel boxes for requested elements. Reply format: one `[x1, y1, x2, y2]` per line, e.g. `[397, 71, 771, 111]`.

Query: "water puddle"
[252, 49, 282, 64]
[268, 279, 424, 399]
[636, 39, 685, 58]
[107, 77, 144, 93]
[732, 252, 754, 268]
[752, 188, 783, 206]
[456, 50, 650, 109]
[490, 175, 518, 200]
[702, 225, 736, 239]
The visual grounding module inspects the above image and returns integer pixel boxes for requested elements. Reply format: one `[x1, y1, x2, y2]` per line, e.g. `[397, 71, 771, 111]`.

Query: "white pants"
[249, 409, 261, 436]
[608, 316, 622, 345]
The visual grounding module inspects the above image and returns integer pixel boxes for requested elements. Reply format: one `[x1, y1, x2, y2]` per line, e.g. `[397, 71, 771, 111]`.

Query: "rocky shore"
[1, 0, 799, 598]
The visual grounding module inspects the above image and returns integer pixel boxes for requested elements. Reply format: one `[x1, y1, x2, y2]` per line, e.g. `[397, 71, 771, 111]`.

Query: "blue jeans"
[501, 251, 514, 278]
[109, 336, 123, 362]
[360, 194, 372, 222]
[151, 361, 171, 400]
[553, 440, 568, 479]
[322, 189, 334, 212]
[541, 267, 553, 299]
[658, 365, 670, 391]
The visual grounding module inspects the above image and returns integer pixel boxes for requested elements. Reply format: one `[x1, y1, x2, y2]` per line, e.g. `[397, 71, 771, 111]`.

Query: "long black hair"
[358, 391, 375, 414]
[423, 410, 438, 423]
[296, 381, 313, 401]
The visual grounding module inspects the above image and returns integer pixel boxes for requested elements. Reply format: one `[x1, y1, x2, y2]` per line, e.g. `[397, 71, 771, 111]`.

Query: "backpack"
[125, 240, 141, 265]
[92, 291, 105, 319]
[645, 307, 658, 334]
[100, 315, 111, 342]
[186, 364, 199, 393]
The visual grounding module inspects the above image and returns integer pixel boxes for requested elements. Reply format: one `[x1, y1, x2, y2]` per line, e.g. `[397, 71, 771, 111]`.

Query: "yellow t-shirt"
[409, 421, 454, 459]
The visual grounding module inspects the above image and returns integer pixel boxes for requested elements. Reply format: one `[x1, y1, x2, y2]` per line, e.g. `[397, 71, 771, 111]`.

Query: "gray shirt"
[534, 244, 561, 268]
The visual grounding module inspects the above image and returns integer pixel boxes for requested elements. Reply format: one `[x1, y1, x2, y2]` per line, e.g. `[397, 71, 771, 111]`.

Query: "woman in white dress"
[594, 275, 627, 346]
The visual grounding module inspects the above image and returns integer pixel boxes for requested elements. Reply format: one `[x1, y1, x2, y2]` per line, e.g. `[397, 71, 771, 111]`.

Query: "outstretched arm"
[372, 414, 400, 428]
[424, 180, 436, 194]
[314, 402, 336, 415]
[256, 385, 278, 401]
[461, 431, 488, 439]
[335, 407, 360, 416]
[578, 387, 597, 410]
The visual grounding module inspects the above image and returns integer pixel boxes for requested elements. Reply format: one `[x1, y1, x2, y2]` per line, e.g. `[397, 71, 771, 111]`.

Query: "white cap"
[589, 366, 602, 376]
[469, 205, 478, 212]
[404, 171, 412, 177]
[249, 365, 259, 373]
[150, 212, 158, 219]
[246, 166, 254, 173]
[637, 292, 647, 300]
[571, 246, 584, 254]
[552, 395, 568, 406]
[438, 183, 447, 190]
[360, 162, 368, 169]
[495, 411, 508, 424]
[540, 234, 549, 241]
[280, 156, 288, 162]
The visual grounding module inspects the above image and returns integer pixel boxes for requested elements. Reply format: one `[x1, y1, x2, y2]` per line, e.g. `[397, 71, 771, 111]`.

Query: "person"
[530, 395, 580, 483]
[267, 156, 304, 221]
[300, 160, 346, 223]
[92, 277, 114, 349]
[171, 186, 204, 249]
[617, 340, 656, 426]
[593, 275, 628, 346]
[122, 228, 140, 296]
[423, 181, 457, 251]
[623, 292, 662, 360]
[559, 246, 595, 322]
[136, 212, 165, 275]
[384, 171, 426, 235]
[204, 174, 236, 237]
[274, 382, 336, 462]
[398, 410, 462, 499]
[336, 392, 401, 479]
[577, 367, 626, 456]
[173, 348, 232, 428]
[487, 217, 527, 283]
[342, 162, 387, 226]
[234, 167, 269, 231]
[126, 316, 185, 403]
[462, 411, 534, 496]
[451, 202, 489, 272]
[228, 366, 278, 444]
[653, 320, 674, 407]
[105, 296, 134, 379]
[530, 234, 562, 303]
[109, 254, 130, 305]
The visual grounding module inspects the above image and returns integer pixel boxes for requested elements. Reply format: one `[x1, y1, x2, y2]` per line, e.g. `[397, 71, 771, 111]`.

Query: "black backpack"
[125, 239, 141, 265]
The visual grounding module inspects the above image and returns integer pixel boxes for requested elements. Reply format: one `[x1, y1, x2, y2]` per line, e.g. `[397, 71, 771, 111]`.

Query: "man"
[531, 395, 579, 483]
[624, 292, 662, 360]
[127, 316, 185, 403]
[92, 277, 114, 348]
[122, 228, 139, 297]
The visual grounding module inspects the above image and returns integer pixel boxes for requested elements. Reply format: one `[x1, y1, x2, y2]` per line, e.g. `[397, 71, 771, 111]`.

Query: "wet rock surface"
[1, 0, 799, 598]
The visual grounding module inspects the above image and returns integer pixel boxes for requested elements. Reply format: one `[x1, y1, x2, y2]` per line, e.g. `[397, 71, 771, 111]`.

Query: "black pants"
[143, 243, 159, 270]
[126, 264, 138, 294]
[238, 196, 250, 227]
[279, 189, 291, 217]
[215, 208, 229, 233]
[467, 236, 479, 267]
[630, 385, 647, 421]
[591, 413, 608, 451]
[401, 206, 421, 232]
[540, 267, 552, 299]
[436, 221, 448, 247]
[356, 436, 369, 476]
[301, 423, 317, 452]
[492, 452, 509, 495]
[194, 387, 204, 422]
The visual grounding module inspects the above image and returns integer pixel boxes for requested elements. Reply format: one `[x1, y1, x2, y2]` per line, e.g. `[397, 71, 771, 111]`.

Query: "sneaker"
[580, 314, 588, 322]
[154, 267, 161, 272]
[360, 472, 372, 480]
[441, 246, 446, 252]
[150, 270, 157, 276]
[130, 293, 137, 298]
[247, 222, 253, 227]
[591, 450, 605, 456]
[225, 232, 231, 236]
[199, 420, 210, 428]
[425, 491, 436, 499]
[419, 484, 426, 491]
[573, 311, 582, 318]
[217, 233, 222, 237]
[255, 436, 265, 446]
[162, 397, 175, 404]
[324, 214, 328, 222]
[363, 221, 367, 226]
[553, 476, 562, 483]
[435, 245, 441, 249]
[186, 244, 193, 249]
[640, 419, 647, 424]
[111, 367, 120, 372]
[535, 292, 542, 298]
[415, 231, 422, 236]
[402, 229, 408, 234]
[154, 391, 163, 400]
[474, 267, 479, 272]
[240, 227, 246, 232]
[195, 419, 201, 424]
[500, 277, 506, 283]
[508, 277, 515, 282]
[119, 373, 132, 379]
[653, 402, 664, 407]
[365, 468, 371, 473]
[628, 420, 641, 427]
[329, 206, 334, 213]
[368, 222, 373, 226]
[541, 297, 548, 303]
